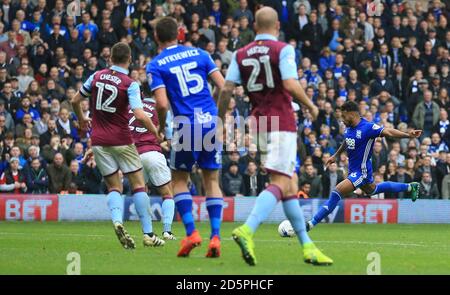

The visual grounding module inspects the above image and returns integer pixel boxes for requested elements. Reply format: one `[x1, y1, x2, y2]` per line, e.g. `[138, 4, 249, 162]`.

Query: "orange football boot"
[177, 230, 202, 257]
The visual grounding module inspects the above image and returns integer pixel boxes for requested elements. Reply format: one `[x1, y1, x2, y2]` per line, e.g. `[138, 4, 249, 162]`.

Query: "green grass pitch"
[1, 222, 449, 274]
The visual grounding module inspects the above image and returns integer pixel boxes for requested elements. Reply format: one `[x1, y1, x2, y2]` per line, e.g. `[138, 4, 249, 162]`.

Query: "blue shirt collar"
[110, 65, 129, 75]
[255, 34, 278, 42]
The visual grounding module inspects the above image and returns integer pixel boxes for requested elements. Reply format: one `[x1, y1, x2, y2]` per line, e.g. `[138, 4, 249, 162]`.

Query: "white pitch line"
[0, 232, 431, 247]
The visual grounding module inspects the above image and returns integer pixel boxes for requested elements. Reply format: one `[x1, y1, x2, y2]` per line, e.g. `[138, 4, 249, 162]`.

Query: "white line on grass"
[0, 232, 432, 247]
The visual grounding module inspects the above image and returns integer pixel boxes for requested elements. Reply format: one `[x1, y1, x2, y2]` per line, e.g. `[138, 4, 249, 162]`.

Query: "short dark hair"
[341, 101, 359, 113]
[111, 42, 131, 64]
[155, 17, 178, 43]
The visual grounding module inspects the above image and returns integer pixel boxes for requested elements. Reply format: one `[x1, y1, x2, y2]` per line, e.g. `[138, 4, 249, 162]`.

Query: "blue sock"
[312, 190, 342, 226]
[174, 192, 195, 236]
[283, 198, 312, 245]
[206, 197, 223, 239]
[245, 185, 282, 233]
[107, 190, 123, 224]
[162, 198, 175, 232]
[133, 190, 153, 234]
[373, 182, 409, 194]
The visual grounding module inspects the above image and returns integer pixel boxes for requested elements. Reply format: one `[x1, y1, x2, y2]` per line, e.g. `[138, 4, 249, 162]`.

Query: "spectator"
[299, 164, 321, 198]
[46, 152, 71, 193]
[15, 96, 40, 122]
[39, 119, 64, 147]
[297, 181, 311, 199]
[222, 162, 244, 197]
[412, 90, 440, 138]
[243, 160, 268, 196]
[321, 162, 345, 198]
[26, 157, 48, 194]
[301, 12, 323, 62]
[69, 160, 87, 193]
[420, 171, 440, 199]
[0, 157, 27, 193]
[232, 0, 253, 24]
[80, 150, 102, 194]
[238, 16, 254, 46]
[370, 67, 395, 97]
[217, 39, 232, 65]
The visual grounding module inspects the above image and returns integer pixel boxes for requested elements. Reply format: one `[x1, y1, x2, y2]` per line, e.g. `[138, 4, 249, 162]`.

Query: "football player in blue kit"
[146, 17, 225, 257]
[306, 101, 422, 231]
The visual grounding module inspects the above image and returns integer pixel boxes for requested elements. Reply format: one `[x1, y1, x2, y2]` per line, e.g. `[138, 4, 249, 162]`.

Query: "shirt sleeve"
[203, 50, 219, 75]
[279, 45, 299, 80]
[225, 52, 241, 84]
[79, 73, 95, 97]
[367, 121, 385, 139]
[127, 81, 143, 110]
[147, 62, 165, 91]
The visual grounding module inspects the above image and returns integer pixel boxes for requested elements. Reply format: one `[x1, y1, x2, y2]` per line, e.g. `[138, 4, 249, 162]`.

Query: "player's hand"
[310, 105, 319, 121]
[14, 182, 21, 189]
[79, 117, 91, 131]
[325, 156, 336, 167]
[409, 130, 422, 138]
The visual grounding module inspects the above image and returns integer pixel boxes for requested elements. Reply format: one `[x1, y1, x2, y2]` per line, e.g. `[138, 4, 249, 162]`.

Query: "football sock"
[162, 197, 175, 232]
[206, 197, 223, 239]
[245, 185, 282, 234]
[312, 190, 342, 226]
[174, 192, 195, 236]
[133, 188, 153, 234]
[107, 190, 123, 224]
[373, 182, 409, 194]
[282, 197, 312, 245]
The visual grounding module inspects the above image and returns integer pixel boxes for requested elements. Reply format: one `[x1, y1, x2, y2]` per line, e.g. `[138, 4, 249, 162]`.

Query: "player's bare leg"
[307, 179, 355, 231]
[104, 172, 136, 249]
[286, 173, 333, 265]
[156, 183, 176, 240]
[232, 173, 290, 266]
[128, 170, 165, 247]
[172, 170, 202, 257]
[202, 169, 223, 258]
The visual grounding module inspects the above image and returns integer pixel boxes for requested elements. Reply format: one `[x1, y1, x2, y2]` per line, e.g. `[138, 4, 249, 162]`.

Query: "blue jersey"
[345, 118, 384, 181]
[146, 45, 219, 124]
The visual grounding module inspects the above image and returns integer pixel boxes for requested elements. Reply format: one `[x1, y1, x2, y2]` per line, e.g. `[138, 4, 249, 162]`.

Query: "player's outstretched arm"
[381, 128, 422, 139]
[154, 88, 169, 136]
[283, 78, 319, 120]
[71, 91, 91, 130]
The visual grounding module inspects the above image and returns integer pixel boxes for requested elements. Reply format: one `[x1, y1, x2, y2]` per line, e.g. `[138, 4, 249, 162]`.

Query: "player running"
[128, 85, 176, 241]
[219, 7, 333, 266]
[147, 17, 225, 257]
[72, 42, 163, 249]
[306, 100, 422, 231]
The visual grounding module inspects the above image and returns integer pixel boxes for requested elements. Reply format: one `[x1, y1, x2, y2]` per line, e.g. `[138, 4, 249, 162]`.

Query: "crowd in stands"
[0, 0, 449, 199]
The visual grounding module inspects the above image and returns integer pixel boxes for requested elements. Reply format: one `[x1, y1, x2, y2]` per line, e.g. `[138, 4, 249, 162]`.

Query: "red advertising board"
[344, 199, 398, 224]
[0, 194, 59, 221]
[176, 196, 235, 222]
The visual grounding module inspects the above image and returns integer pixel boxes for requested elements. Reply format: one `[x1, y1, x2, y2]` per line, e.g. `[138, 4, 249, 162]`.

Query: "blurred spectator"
[46, 152, 71, 193]
[321, 162, 345, 198]
[0, 157, 27, 193]
[420, 171, 440, 199]
[297, 181, 311, 199]
[242, 160, 267, 196]
[299, 164, 321, 198]
[387, 162, 413, 199]
[412, 90, 441, 138]
[26, 157, 48, 194]
[222, 162, 243, 197]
